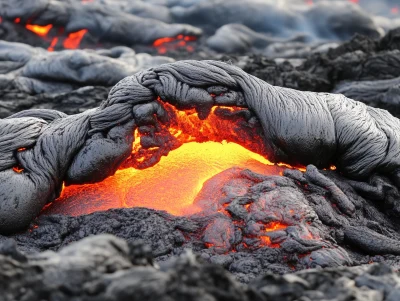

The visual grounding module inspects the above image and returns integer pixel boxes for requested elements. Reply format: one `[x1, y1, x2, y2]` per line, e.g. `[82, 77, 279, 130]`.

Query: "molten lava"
[42, 99, 302, 217]
[12, 17, 88, 51]
[25, 24, 53, 37]
[63, 29, 88, 49]
[153, 35, 197, 54]
[44, 141, 285, 216]
[260, 222, 288, 248]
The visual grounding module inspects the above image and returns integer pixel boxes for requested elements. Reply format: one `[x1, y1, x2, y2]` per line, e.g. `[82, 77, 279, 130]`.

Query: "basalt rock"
[239, 29, 400, 116]
[0, 0, 391, 55]
[2, 60, 400, 236]
[0, 41, 174, 93]
[0, 0, 202, 47]
[0, 41, 174, 117]
[0, 233, 400, 301]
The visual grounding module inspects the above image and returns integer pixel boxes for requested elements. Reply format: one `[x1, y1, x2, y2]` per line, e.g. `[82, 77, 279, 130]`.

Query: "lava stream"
[43, 141, 285, 216]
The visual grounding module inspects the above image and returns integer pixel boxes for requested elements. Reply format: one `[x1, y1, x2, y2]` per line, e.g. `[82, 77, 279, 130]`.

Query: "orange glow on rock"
[25, 24, 53, 37]
[63, 29, 88, 49]
[265, 221, 288, 232]
[277, 162, 306, 172]
[12, 166, 24, 173]
[260, 222, 288, 248]
[48, 37, 58, 52]
[153, 35, 197, 54]
[153, 37, 176, 47]
[14, 18, 20, 23]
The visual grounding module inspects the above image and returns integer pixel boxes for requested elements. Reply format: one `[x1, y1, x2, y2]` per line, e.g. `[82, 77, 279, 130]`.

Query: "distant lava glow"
[13, 19, 88, 51]
[153, 35, 197, 54]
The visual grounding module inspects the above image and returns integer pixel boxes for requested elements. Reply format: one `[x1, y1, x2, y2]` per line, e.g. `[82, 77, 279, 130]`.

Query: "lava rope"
[1, 60, 400, 233]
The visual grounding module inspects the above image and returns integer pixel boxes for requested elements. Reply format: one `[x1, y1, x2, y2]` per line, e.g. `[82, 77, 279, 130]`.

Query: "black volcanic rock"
[2, 166, 400, 282]
[0, 233, 400, 301]
[0, 0, 202, 47]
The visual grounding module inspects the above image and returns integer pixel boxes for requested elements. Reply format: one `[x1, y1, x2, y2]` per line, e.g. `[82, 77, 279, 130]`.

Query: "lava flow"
[153, 35, 197, 54]
[14, 19, 88, 51]
[43, 100, 298, 217]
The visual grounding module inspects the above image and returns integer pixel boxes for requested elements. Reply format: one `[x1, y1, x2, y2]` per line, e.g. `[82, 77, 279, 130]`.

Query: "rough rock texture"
[0, 0, 202, 46]
[0, 41, 174, 93]
[0, 41, 174, 117]
[0, 234, 400, 300]
[239, 28, 400, 115]
[2, 165, 400, 280]
[1, 0, 400, 297]
[0, 0, 393, 55]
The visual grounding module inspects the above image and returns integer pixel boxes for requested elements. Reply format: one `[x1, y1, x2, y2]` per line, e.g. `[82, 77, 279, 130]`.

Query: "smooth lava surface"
[42, 141, 287, 216]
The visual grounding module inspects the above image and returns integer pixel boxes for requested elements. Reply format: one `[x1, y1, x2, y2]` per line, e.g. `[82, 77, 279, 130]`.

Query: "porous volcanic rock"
[0, 234, 400, 300]
[239, 28, 400, 116]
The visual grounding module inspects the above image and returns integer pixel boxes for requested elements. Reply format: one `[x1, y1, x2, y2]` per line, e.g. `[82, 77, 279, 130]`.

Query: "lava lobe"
[44, 100, 291, 216]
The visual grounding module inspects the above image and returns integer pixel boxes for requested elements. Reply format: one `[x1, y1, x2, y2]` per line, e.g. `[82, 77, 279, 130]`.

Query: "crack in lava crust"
[42, 101, 293, 216]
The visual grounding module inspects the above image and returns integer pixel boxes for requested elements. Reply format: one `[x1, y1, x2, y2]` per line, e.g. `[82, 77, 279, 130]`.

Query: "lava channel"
[42, 100, 302, 217]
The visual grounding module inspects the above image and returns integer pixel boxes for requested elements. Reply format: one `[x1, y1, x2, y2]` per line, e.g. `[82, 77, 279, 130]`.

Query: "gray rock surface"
[0, 233, 399, 301]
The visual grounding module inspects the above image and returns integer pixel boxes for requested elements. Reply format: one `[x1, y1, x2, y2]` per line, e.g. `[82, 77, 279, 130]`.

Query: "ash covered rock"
[0, 233, 400, 300]
[0, 41, 174, 93]
[0, 41, 174, 117]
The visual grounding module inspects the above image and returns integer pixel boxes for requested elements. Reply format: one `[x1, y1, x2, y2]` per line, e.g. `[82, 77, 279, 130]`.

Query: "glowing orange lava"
[260, 221, 288, 248]
[42, 100, 304, 217]
[43, 141, 285, 216]
[63, 29, 88, 49]
[48, 37, 58, 52]
[25, 24, 53, 37]
[12, 17, 88, 51]
[153, 35, 197, 54]
[12, 166, 24, 173]
[265, 221, 288, 232]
